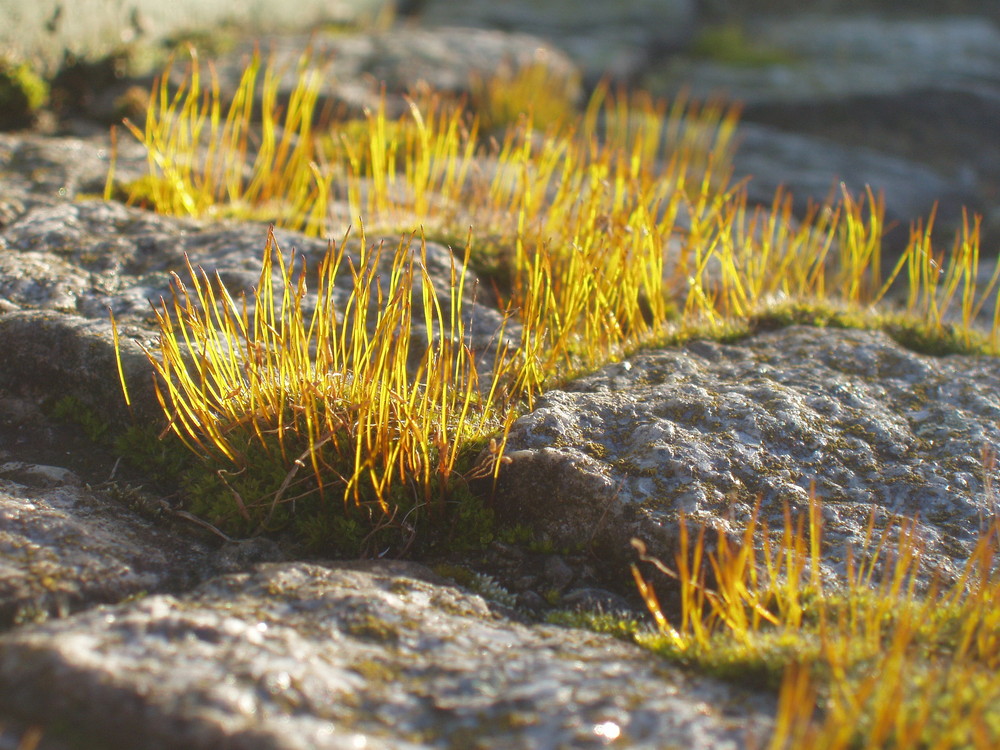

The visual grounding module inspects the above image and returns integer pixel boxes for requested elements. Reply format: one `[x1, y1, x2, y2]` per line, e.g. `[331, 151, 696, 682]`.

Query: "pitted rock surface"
[0, 561, 773, 750]
[0, 475, 211, 629]
[0, 132, 150, 210]
[495, 326, 1000, 585]
[0, 182, 511, 394]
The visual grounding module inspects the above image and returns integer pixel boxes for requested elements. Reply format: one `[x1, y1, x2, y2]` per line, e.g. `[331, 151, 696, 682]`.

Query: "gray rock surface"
[415, 0, 696, 83]
[0, 473, 212, 628]
[0, 561, 774, 749]
[729, 123, 977, 246]
[495, 326, 1000, 588]
[656, 16, 1000, 105]
[644, 14, 1000, 237]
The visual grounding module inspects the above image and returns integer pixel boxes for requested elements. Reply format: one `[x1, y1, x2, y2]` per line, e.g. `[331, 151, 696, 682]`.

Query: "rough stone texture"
[0, 561, 774, 749]
[494, 326, 1000, 587]
[0, 128, 148, 204]
[0, 310, 162, 426]
[0, 194, 512, 396]
[0, 473, 213, 629]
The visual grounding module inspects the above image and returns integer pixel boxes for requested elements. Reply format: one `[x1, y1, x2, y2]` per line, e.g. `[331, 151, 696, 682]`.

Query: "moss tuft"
[0, 58, 48, 129]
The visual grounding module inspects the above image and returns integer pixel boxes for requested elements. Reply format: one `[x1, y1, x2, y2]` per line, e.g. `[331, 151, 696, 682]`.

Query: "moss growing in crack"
[744, 300, 871, 334]
[105, 51, 1000, 592]
[112, 418, 506, 558]
[627, 494, 1000, 748]
[717, 299, 998, 358]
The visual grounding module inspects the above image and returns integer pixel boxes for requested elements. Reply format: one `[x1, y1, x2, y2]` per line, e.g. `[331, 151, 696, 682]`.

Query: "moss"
[47, 395, 110, 443]
[0, 58, 48, 129]
[745, 300, 871, 333]
[112, 85, 151, 123]
[638, 628, 812, 691]
[705, 300, 999, 359]
[111, 416, 507, 559]
[495, 523, 536, 547]
[546, 609, 641, 642]
[470, 62, 580, 133]
[690, 23, 798, 68]
[422, 230, 517, 302]
[542, 588, 561, 607]
[882, 316, 994, 357]
[432, 563, 478, 589]
[431, 564, 518, 607]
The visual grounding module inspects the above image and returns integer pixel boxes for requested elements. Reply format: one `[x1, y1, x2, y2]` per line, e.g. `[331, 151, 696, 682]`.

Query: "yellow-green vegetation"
[104, 44, 1000, 748]
[627, 493, 1000, 749]
[109, 51, 1000, 547]
[115, 227, 513, 551]
[0, 57, 48, 129]
[469, 61, 580, 133]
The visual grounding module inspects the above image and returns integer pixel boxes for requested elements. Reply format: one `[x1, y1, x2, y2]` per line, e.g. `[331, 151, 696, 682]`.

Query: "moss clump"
[47, 395, 109, 443]
[113, 418, 504, 558]
[743, 300, 870, 333]
[628, 495, 1000, 749]
[0, 58, 48, 129]
[882, 315, 995, 357]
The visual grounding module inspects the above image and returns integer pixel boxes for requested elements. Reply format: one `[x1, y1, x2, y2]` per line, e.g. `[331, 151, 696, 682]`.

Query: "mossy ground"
[551, 500, 1000, 749]
[91, 47, 1000, 748]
